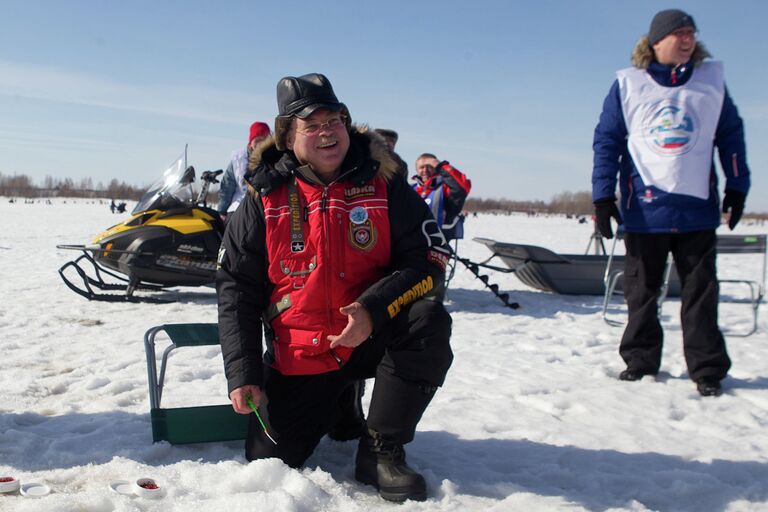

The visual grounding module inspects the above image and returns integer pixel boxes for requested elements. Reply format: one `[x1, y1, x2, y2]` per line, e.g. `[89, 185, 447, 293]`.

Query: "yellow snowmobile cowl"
[92, 209, 216, 244]
[93, 216, 143, 242]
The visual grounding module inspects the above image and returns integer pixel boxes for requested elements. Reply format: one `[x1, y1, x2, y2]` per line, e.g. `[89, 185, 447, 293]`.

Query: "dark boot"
[328, 380, 366, 441]
[356, 371, 439, 501]
[355, 429, 426, 502]
[696, 376, 723, 397]
[619, 368, 657, 381]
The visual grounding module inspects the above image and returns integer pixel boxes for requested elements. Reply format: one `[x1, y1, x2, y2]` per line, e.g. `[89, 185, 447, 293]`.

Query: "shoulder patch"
[427, 249, 448, 271]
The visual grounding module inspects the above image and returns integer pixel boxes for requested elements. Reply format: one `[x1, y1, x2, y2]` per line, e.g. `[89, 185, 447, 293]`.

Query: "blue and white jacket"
[217, 148, 249, 214]
[592, 59, 750, 233]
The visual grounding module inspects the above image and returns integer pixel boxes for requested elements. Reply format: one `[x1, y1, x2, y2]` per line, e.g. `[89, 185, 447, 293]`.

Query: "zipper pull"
[328, 348, 343, 368]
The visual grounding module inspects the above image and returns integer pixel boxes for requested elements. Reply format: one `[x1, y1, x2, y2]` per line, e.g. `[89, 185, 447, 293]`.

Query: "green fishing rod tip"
[244, 394, 277, 445]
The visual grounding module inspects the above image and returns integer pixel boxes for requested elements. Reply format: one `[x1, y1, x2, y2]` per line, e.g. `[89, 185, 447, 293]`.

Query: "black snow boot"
[355, 371, 439, 502]
[328, 380, 366, 441]
[355, 429, 427, 502]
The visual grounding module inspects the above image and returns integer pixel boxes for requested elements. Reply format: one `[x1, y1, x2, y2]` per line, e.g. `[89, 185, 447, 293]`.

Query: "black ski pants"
[620, 230, 731, 381]
[245, 299, 453, 468]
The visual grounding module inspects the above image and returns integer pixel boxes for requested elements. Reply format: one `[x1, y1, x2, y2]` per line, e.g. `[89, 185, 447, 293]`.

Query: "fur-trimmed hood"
[244, 125, 399, 196]
[631, 36, 711, 69]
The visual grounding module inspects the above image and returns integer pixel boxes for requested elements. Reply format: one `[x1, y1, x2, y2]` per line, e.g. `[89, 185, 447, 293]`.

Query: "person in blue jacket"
[591, 9, 751, 397]
[413, 154, 472, 242]
[217, 121, 271, 221]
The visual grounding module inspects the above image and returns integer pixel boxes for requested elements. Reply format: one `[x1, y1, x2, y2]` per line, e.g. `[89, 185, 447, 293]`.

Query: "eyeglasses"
[295, 115, 346, 135]
[670, 28, 697, 39]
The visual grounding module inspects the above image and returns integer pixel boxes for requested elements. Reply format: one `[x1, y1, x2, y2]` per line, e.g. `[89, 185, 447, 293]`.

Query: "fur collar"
[631, 36, 711, 69]
[245, 125, 399, 196]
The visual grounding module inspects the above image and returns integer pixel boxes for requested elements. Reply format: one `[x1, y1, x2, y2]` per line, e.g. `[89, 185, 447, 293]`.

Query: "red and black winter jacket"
[216, 129, 449, 392]
[413, 161, 471, 225]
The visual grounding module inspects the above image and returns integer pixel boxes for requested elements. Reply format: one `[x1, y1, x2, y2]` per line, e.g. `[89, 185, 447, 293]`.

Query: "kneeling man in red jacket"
[216, 73, 453, 503]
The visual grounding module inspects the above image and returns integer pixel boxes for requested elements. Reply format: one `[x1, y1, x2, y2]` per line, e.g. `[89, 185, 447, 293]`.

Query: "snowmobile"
[57, 148, 224, 302]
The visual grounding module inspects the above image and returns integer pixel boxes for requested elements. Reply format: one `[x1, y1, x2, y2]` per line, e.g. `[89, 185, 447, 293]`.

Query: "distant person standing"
[374, 128, 408, 182]
[592, 9, 751, 397]
[413, 153, 471, 241]
[218, 121, 271, 221]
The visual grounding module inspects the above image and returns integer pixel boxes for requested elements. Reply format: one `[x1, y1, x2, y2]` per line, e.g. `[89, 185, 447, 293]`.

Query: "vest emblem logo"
[644, 101, 699, 156]
[349, 206, 369, 225]
[349, 220, 376, 251]
[641, 188, 656, 203]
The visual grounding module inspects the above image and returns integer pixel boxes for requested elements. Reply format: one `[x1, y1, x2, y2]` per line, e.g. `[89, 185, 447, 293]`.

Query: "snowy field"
[2, 198, 768, 512]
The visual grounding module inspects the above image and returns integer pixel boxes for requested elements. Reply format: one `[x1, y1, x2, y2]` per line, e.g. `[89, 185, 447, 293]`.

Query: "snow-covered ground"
[2, 199, 768, 512]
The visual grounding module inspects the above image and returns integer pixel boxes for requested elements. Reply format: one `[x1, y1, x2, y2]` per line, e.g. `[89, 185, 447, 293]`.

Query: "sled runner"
[472, 236, 683, 296]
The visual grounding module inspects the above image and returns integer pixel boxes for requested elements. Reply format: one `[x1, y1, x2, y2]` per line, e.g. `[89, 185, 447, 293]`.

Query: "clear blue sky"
[1, 1, 767, 210]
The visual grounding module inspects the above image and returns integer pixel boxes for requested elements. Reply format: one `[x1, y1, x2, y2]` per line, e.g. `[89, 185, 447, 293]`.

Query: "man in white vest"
[591, 9, 751, 397]
[217, 121, 271, 221]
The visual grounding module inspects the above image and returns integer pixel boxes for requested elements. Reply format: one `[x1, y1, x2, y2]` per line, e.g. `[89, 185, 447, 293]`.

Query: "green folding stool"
[144, 323, 248, 444]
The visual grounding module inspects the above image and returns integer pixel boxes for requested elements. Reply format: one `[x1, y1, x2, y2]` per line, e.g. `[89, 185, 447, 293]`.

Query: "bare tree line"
[3, 171, 593, 213]
[466, 190, 768, 221]
[465, 191, 594, 216]
[0, 173, 147, 200]
[4, 172, 766, 221]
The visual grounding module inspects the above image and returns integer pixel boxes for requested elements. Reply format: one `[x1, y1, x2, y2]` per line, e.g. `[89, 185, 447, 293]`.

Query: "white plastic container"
[0, 476, 20, 494]
[133, 477, 165, 499]
[108, 479, 134, 496]
[19, 481, 51, 498]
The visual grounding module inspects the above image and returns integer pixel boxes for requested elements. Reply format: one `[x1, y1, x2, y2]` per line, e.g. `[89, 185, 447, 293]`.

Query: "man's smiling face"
[287, 109, 350, 181]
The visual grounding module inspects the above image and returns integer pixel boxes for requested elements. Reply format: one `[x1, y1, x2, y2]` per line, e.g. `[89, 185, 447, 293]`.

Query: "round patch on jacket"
[349, 206, 369, 225]
[349, 220, 376, 251]
[644, 101, 700, 156]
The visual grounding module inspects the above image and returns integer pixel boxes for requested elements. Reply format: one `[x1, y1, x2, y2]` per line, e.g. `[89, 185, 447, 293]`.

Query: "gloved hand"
[722, 190, 746, 230]
[594, 198, 622, 239]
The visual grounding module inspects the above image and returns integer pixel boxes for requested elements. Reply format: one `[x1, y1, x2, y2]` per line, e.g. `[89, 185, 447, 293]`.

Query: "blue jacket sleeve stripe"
[715, 86, 751, 194]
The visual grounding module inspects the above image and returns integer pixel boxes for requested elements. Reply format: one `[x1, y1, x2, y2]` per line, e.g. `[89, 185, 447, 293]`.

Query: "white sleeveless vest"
[228, 148, 249, 213]
[617, 61, 724, 200]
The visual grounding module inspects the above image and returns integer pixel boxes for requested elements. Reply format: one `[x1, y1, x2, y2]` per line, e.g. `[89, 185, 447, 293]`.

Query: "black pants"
[245, 299, 453, 467]
[620, 230, 731, 381]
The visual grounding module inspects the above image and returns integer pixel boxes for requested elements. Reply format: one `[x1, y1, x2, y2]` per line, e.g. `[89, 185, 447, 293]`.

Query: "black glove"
[722, 190, 746, 230]
[435, 161, 451, 179]
[594, 198, 622, 239]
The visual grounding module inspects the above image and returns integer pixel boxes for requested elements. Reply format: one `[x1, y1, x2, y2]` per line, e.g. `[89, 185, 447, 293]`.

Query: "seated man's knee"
[408, 299, 452, 339]
[388, 300, 453, 386]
